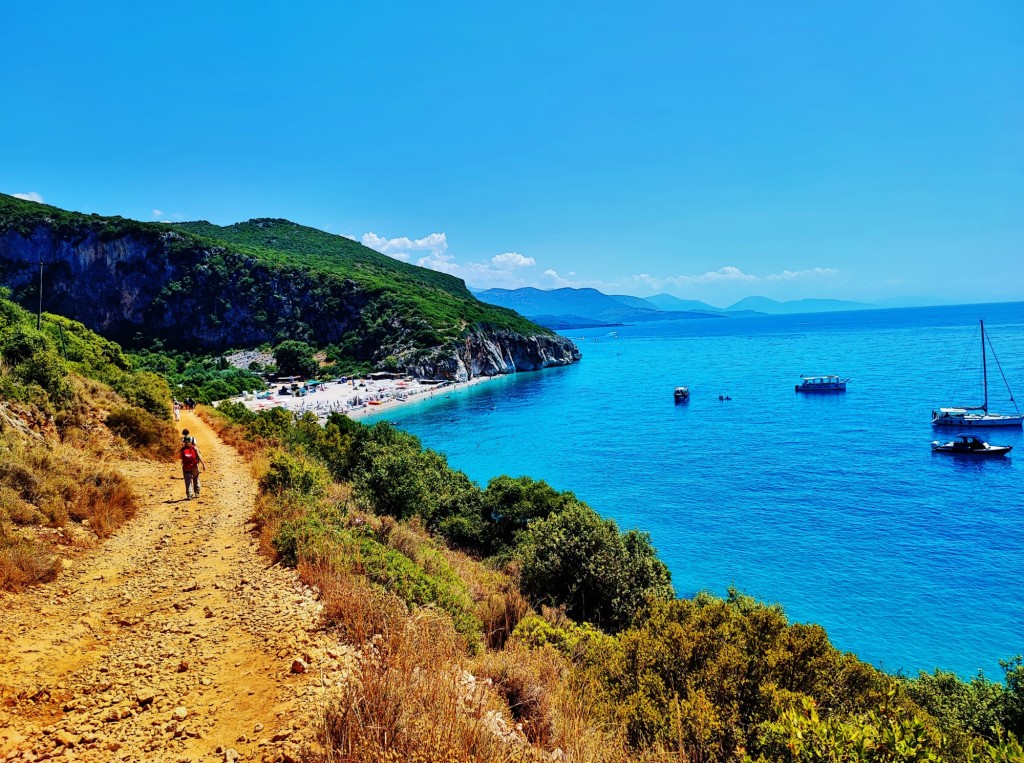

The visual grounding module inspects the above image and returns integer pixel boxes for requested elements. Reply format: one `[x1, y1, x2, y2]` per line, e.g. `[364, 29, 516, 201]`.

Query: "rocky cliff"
[0, 196, 580, 379]
[407, 329, 582, 381]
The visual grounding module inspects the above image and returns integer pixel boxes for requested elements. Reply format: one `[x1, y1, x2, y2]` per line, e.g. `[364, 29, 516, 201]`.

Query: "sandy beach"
[225, 374, 497, 421]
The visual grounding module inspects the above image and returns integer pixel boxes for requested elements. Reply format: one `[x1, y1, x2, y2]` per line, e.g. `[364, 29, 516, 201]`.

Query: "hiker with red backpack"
[179, 430, 207, 500]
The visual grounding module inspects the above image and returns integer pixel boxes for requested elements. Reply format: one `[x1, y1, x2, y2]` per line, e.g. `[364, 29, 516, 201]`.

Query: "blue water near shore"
[363, 302, 1024, 678]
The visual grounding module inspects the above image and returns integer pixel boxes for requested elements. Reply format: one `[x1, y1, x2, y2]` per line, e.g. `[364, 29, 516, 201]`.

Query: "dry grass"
[316, 605, 537, 763]
[0, 428, 142, 589]
[252, 491, 291, 560]
[471, 645, 566, 746]
[0, 433, 140, 535]
[198, 407, 268, 462]
[440, 547, 531, 650]
[297, 543, 629, 763]
[104, 406, 178, 460]
[230, 420, 628, 762]
[301, 557, 407, 644]
[0, 536, 61, 591]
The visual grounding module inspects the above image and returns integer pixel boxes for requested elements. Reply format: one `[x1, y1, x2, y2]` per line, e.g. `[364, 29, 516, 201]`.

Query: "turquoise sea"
[365, 302, 1024, 678]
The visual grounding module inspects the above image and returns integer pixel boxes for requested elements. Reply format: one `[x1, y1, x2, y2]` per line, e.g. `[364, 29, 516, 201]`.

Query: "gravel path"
[0, 411, 351, 763]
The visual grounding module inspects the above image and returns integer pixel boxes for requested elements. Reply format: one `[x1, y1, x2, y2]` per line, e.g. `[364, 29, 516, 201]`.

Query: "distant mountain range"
[725, 296, 875, 314]
[472, 287, 725, 328]
[473, 287, 932, 328]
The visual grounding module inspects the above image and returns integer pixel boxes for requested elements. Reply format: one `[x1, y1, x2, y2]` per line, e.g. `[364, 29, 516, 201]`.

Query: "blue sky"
[2, 2, 1022, 306]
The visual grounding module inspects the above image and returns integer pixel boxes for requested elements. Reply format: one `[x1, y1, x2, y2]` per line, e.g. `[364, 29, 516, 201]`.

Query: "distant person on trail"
[180, 435, 206, 500]
[185, 397, 196, 411]
[173, 400, 181, 421]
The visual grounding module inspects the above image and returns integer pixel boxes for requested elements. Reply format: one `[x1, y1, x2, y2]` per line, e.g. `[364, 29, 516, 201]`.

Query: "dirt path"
[0, 411, 350, 763]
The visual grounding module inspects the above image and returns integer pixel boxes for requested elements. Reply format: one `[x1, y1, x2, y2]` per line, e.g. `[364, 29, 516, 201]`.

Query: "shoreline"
[225, 374, 498, 421]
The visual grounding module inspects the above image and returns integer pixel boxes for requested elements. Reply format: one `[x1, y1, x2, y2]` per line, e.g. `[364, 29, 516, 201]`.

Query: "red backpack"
[181, 444, 199, 470]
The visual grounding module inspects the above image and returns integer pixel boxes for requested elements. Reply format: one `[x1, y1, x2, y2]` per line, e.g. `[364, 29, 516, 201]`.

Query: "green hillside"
[171, 217, 542, 340]
[0, 290, 178, 589]
[0, 195, 573, 375]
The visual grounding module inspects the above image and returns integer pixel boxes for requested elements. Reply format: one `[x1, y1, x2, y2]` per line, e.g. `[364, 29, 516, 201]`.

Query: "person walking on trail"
[173, 399, 181, 422]
[180, 435, 206, 500]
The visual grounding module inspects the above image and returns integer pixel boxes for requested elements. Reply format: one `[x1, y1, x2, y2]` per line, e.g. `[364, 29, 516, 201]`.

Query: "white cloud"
[414, 250, 528, 288]
[361, 231, 539, 287]
[633, 266, 838, 290]
[362, 231, 448, 258]
[12, 192, 44, 203]
[764, 267, 839, 282]
[490, 252, 535, 270]
[540, 268, 621, 291]
[152, 209, 164, 217]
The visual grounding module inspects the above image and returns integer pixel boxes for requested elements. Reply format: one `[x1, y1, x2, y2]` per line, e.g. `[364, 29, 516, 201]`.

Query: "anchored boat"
[932, 320, 1022, 428]
[795, 375, 849, 393]
[674, 386, 690, 403]
[931, 434, 1012, 457]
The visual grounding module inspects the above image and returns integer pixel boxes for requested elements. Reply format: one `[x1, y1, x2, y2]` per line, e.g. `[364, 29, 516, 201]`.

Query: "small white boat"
[795, 375, 849, 392]
[931, 434, 1012, 457]
[933, 320, 1022, 428]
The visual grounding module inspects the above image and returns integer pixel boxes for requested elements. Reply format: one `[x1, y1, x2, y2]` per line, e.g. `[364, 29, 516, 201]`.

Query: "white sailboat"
[932, 320, 1022, 428]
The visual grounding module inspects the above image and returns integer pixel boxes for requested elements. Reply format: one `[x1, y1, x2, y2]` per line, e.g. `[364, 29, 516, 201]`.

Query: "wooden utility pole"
[37, 255, 43, 330]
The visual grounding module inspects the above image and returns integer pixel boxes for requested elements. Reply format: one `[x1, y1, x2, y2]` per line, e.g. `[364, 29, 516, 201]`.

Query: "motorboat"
[932, 320, 1022, 428]
[931, 434, 1012, 457]
[674, 386, 690, 403]
[795, 375, 849, 392]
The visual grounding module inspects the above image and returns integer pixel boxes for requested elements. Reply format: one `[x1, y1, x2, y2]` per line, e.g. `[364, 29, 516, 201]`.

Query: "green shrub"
[259, 451, 330, 497]
[111, 370, 172, 417]
[2, 330, 73, 408]
[517, 501, 673, 631]
[481, 475, 579, 554]
[588, 590, 892, 758]
[273, 340, 319, 378]
[904, 669, 1007, 747]
[350, 422, 482, 534]
[340, 525, 481, 644]
[512, 613, 611, 658]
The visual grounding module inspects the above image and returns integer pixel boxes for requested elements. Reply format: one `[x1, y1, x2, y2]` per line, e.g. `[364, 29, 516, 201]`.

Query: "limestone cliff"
[406, 329, 582, 381]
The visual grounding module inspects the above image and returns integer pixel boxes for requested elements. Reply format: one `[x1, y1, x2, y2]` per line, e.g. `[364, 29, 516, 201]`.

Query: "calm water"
[365, 303, 1024, 677]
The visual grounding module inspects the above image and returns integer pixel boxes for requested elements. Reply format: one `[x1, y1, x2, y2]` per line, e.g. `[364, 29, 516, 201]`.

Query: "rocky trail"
[0, 412, 351, 763]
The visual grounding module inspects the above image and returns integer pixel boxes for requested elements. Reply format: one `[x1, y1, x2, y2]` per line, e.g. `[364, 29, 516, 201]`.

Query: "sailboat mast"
[981, 319, 988, 413]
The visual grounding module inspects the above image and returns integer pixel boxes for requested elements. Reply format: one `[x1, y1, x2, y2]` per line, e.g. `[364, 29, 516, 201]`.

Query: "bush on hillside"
[110, 370, 172, 417]
[1, 329, 74, 410]
[901, 658, 1024, 755]
[904, 669, 1007, 747]
[105, 406, 177, 458]
[273, 340, 319, 378]
[259, 451, 330, 498]
[348, 422, 483, 535]
[480, 475, 581, 555]
[587, 590, 894, 759]
[759, 694, 1024, 763]
[517, 501, 673, 632]
[0, 536, 61, 591]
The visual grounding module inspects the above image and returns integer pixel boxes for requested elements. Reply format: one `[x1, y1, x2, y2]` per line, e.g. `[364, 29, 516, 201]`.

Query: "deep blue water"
[364, 302, 1024, 678]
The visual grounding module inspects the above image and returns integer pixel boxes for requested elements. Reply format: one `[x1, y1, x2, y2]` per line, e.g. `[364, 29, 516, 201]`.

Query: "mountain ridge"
[475, 286, 725, 327]
[0, 194, 579, 380]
